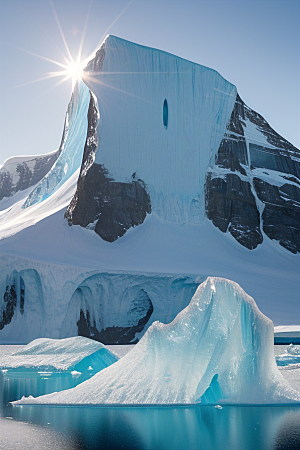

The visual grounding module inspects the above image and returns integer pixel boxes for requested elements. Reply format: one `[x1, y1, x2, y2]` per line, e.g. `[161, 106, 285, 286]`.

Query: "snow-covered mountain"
[0, 36, 299, 344]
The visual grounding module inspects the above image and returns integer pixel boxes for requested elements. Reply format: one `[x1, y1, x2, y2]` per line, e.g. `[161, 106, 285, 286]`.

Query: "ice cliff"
[14, 278, 300, 406]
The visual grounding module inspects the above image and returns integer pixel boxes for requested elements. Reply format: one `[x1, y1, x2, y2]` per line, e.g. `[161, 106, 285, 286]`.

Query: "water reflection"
[0, 370, 86, 404]
[7, 403, 300, 450]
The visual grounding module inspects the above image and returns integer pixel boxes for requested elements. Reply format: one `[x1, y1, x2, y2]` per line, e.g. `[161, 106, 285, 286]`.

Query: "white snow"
[13, 278, 300, 405]
[274, 326, 300, 338]
[0, 336, 118, 371]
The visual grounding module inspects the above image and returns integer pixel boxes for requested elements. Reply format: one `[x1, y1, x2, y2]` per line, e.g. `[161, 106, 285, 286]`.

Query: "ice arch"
[61, 274, 153, 344]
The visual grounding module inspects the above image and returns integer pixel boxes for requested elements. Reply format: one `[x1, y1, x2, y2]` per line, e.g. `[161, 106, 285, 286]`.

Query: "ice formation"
[276, 344, 300, 367]
[0, 35, 299, 345]
[23, 80, 90, 208]
[13, 278, 300, 406]
[0, 336, 118, 372]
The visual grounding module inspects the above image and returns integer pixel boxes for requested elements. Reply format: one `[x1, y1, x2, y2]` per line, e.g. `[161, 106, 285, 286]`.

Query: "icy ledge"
[13, 278, 300, 405]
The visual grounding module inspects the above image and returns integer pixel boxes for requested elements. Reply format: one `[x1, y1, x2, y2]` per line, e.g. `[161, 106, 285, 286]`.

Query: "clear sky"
[0, 0, 299, 164]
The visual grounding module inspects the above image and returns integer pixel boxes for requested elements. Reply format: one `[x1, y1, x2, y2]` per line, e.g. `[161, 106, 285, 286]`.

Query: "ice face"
[83, 35, 237, 224]
[0, 254, 200, 344]
[13, 278, 300, 406]
[23, 80, 91, 208]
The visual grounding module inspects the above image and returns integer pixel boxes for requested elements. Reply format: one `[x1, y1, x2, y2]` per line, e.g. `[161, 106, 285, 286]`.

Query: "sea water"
[0, 345, 299, 450]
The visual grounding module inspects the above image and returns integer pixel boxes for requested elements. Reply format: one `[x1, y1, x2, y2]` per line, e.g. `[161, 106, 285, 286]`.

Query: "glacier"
[0, 252, 200, 344]
[13, 278, 300, 406]
[0, 35, 299, 343]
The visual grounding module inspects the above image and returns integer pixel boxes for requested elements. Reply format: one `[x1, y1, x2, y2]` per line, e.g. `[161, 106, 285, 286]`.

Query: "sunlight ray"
[48, 0, 74, 63]
[4, 42, 67, 69]
[4, 73, 66, 91]
[77, 0, 93, 63]
[87, 0, 134, 63]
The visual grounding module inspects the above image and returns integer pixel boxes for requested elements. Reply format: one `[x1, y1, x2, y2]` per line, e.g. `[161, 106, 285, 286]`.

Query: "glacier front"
[13, 278, 300, 406]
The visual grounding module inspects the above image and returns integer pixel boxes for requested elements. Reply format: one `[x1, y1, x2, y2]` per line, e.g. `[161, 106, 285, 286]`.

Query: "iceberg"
[0, 336, 118, 372]
[276, 344, 300, 367]
[0, 336, 118, 401]
[13, 278, 300, 406]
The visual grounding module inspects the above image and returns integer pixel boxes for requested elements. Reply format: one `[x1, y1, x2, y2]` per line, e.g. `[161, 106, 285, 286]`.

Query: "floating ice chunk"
[276, 344, 300, 367]
[1, 336, 118, 402]
[0, 336, 118, 372]
[12, 278, 300, 405]
[287, 345, 300, 356]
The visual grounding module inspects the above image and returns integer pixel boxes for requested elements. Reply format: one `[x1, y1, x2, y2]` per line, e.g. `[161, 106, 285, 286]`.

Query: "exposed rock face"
[77, 292, 154, 344]
[206, 173, 262, 249]
[0, 272, 25, 331]
[0, 151, 59, 202]
[205, 93, 300, 253]
[65, 91, 151, 242]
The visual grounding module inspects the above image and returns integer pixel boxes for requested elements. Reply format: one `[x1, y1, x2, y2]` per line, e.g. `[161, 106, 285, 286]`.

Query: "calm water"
[0, 345, 299, 450]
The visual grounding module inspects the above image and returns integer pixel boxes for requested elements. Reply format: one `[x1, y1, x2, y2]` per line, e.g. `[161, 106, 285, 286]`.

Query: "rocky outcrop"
[0, 273, 25, 331]
[65, 91, 151, 242]
[0, 151, 59, 202]
[205, 93, 300, 253]
[77, 297, 154, 344]
[206, 173, 262, 249]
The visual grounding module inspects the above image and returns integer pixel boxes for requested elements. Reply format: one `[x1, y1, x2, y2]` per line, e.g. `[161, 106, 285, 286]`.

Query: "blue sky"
[0, 0, 299, 164]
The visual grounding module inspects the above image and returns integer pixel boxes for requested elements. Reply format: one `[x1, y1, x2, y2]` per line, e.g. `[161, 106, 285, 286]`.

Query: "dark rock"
[250, 143, 300, 179]
[245, 104, 299, 158]
[227, 93, 246, 136]
[0, 284, 17, 330]
[0, 150, 59, 202]
[65, 91, 151, 242]
[77, 292, 154, 344]
[205, 173, 262, 249]
[253, 178, 300, 253]
[206, 92, 300, 253]
[215, 135, 248, 175]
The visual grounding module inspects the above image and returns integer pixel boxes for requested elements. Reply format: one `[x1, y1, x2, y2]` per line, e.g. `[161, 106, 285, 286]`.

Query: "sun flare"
[64, 58, 87, 88]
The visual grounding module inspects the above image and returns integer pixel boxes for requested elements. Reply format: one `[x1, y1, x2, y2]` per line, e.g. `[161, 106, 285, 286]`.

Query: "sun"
[12, 0, 134, 93]
[64, 57, 87, 89]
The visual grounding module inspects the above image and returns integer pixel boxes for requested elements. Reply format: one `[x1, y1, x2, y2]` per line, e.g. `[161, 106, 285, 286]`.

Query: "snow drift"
[14, 278, 300, 406]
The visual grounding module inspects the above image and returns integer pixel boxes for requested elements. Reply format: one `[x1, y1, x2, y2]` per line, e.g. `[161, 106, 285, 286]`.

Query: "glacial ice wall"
[15, 277, 300, 405]
[23, 80, 90, 208]
[0, 253, 200, 344]
[81, 35, 237, 224]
